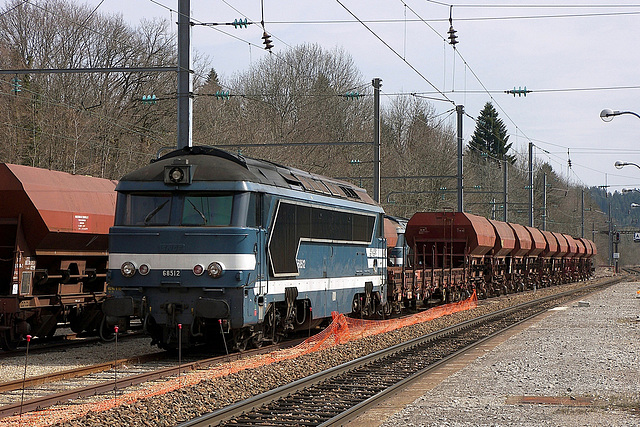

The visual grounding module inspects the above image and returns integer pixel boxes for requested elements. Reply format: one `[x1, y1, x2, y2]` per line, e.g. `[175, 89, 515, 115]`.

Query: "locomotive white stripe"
[109, 253, 256, 271]
[264, 275, 384, 295]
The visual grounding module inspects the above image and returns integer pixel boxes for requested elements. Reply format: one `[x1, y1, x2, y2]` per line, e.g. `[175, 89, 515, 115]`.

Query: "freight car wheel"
[69, 308, 84, 334]
[382, 302, 393, 317]
[46, 324, 58, 339]
[1, 330, 22, 351]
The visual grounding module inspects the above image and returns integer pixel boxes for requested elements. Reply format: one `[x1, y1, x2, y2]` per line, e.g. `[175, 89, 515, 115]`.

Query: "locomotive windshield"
[115, 191, 253, 227]
[117, 193, 172, 226]
[182, 194, 233, 226]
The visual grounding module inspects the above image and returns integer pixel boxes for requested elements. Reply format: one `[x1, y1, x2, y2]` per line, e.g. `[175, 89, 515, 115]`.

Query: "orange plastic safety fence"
[2, 291, 477, 427]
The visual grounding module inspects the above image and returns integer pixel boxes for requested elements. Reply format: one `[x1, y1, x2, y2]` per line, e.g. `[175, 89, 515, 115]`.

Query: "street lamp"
[600, 108, 640, 122]
[615, 160, 640, 170]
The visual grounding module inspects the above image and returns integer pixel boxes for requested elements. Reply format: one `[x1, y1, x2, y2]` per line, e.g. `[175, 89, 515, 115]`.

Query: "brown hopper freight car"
[0, 164, 116, 350]
[387, 211, 596, 312]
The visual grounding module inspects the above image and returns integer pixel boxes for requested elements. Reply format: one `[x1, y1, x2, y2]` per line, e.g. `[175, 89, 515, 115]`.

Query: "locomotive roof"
[120, 146, 377, 206]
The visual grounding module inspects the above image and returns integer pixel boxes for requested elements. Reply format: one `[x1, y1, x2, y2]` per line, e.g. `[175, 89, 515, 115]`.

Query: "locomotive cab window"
[116, 193, 172, 226]
[116, 191, 260, 227]
[182, 194, 233, 226]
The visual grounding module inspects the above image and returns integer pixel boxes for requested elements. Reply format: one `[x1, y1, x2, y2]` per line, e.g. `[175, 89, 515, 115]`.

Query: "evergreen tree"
[469, 102, 515, 163]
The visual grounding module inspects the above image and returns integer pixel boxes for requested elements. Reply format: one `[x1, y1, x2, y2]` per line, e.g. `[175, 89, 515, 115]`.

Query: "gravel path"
[381, 279, 640, 426]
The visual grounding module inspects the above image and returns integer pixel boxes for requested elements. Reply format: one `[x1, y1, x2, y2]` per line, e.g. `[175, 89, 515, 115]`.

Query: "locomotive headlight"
[164, 164, 192, 185]
[207, 262, 224, 278]
[193, 264, 205, 276]
[121, 261, 136, 278]
[138, 264, 150, 276]
[169, 167, 184, 183]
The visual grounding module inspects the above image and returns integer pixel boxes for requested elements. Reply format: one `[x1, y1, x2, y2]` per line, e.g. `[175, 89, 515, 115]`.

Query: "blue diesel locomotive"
[103, 146, 387, 350]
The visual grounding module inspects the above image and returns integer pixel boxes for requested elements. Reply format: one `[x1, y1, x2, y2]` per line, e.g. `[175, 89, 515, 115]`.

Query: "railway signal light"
[262, 31, 273, 51]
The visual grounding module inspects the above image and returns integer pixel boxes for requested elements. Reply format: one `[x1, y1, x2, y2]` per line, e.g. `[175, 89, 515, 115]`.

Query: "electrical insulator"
[448, 25, 458, 46]
[262, 31, 273, 51]
[507, 86, 529, 97]
[214, 91, 230, 100]
[11, 77, 21, 94]
[142, 95, 157, 105]
[233, 18, 248, 29]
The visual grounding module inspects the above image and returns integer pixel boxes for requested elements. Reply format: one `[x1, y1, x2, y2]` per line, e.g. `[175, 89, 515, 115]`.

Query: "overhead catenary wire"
[335, 0, 456, 107]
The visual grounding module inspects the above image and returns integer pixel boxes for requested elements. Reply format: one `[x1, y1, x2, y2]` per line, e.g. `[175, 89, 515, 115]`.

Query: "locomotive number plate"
[162, 270, 181, 277]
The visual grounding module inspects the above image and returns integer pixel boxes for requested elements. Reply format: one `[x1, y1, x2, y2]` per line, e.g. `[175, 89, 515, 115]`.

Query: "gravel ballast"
[380, 279, 640, 426]
[0, 336, 162, 383]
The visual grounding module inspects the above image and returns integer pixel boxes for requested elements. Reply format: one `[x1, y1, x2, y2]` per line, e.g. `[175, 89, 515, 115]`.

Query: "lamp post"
[600, 108, 640, 122]
[615, 161, 640, 170]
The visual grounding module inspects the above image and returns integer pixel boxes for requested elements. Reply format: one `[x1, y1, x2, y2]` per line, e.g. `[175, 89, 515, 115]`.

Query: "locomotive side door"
[254, 193, 268, 322]
[255, 225, 268, 321]
[377, 213, 387, 304]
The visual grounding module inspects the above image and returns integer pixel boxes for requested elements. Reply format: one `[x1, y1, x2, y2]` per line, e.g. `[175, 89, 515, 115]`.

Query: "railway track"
[0, 328, 142, 360]
[621, 266, 640, 276]
[0, 338, 306, 419]
[179, 277, 622, 427]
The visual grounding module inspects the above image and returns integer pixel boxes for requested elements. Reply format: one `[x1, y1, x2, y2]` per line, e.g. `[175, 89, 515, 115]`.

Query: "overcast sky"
[74, 1, 640, 190]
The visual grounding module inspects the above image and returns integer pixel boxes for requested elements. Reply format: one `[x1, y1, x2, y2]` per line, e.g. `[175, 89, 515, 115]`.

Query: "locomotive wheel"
[99, 316, 116, 342]
[251, 331, 264, 349]
[233, 330, 250, 352]
[351, 296, 361, 313]
[234, 337, 247, 352]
